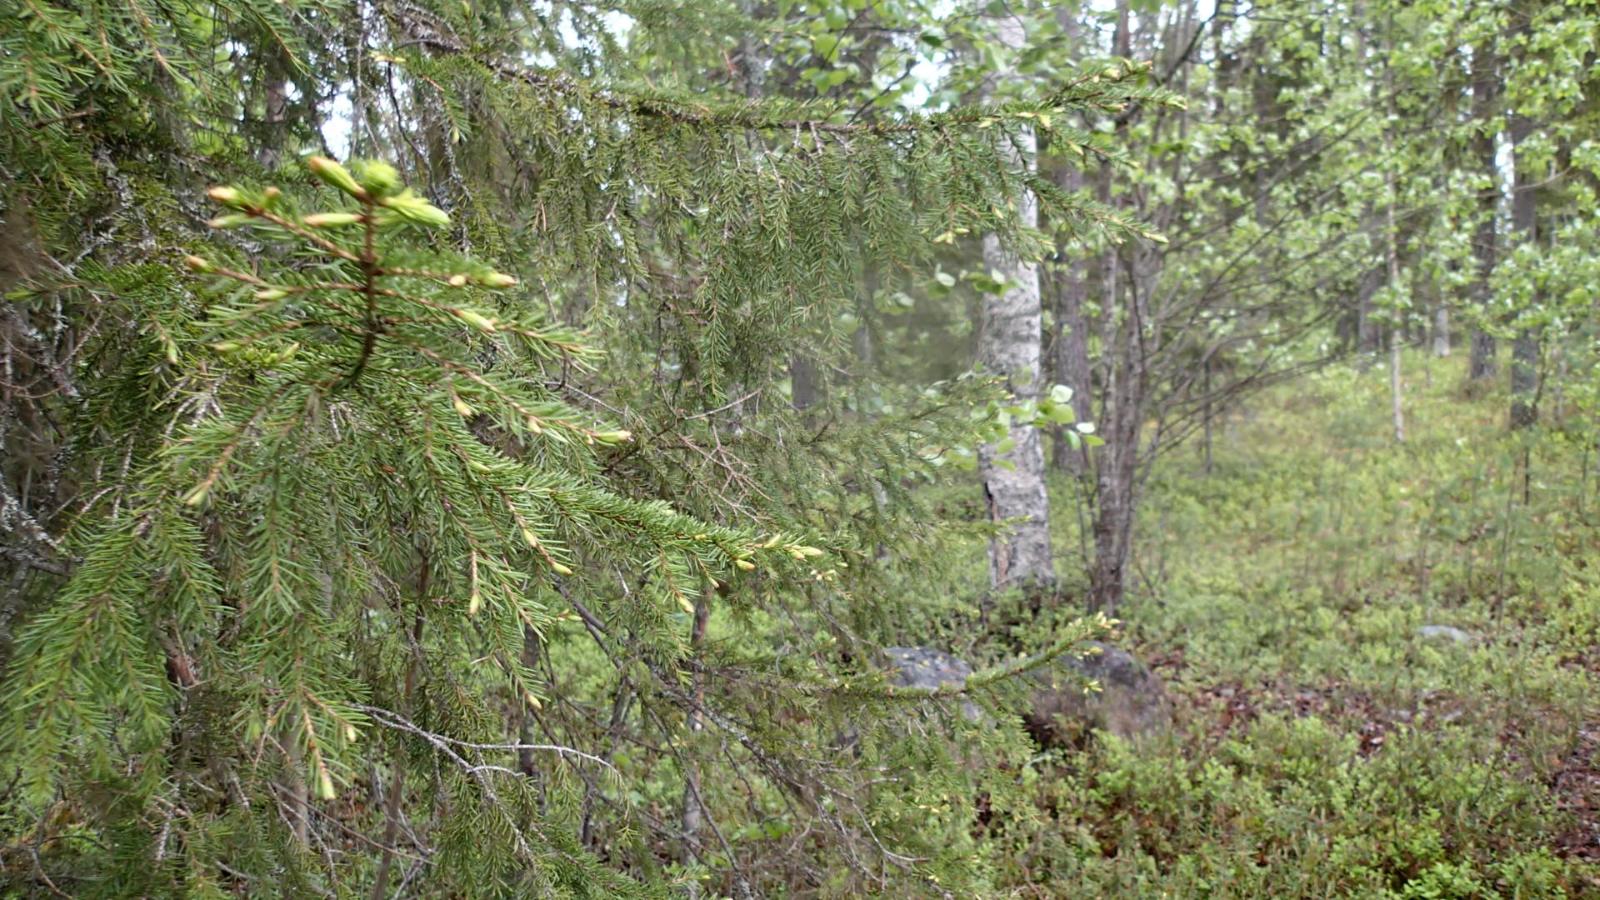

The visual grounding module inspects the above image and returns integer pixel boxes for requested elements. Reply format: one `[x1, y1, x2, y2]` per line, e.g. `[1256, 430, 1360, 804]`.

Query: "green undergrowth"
[1001, 353, 1600, 897]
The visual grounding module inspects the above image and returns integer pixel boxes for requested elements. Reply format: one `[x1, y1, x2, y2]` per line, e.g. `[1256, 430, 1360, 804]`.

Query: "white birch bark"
[977, 11, 1055, 591]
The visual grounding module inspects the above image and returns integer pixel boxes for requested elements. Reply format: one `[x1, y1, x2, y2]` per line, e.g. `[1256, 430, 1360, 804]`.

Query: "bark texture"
[1048, 166, 1094, 476]
[977, 11, 1054, 592]
[1088, 248, 1148, 615]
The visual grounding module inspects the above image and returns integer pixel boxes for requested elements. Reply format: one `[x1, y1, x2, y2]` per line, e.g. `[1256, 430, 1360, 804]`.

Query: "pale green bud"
[378, 189, 450, 227]
[453, 308, 498, 332]
[354, 160, 402, 197]
[302, 212, 363, 228]
[307, 156, 367, 198]
[207, 186, 245, 207]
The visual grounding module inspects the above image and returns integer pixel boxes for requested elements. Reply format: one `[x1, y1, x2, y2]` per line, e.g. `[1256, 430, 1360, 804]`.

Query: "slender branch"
[357, 705, 617, 772]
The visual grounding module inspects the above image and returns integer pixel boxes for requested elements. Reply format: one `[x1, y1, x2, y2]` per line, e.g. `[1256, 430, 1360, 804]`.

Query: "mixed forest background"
[2, 0, 1599, 895]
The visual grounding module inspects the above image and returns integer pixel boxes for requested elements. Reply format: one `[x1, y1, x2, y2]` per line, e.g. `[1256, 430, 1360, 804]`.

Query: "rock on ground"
[1026, 641, 1172, 746]
[1416, 624, 1475, 644]
[881, 642, 1171, 743]
[882, 646, 981, 721]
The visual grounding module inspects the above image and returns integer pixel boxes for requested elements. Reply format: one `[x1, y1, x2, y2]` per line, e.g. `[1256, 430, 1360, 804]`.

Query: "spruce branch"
[383, 0, 1172, 136]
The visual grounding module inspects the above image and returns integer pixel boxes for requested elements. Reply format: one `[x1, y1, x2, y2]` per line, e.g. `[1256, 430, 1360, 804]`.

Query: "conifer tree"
[0, 1, 1156, 893]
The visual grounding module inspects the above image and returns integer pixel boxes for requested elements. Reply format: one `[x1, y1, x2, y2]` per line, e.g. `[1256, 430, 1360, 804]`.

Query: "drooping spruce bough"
[6, 153, 805, 886]
[0, 3, 1163, 894]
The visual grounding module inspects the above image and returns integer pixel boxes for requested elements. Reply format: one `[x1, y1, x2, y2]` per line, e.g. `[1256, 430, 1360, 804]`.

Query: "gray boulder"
[1416, 624, 1474, 645]
[1025, 641, 1171, 745]
[881, 642, 1171, 743]
[882, 646, 982, 721]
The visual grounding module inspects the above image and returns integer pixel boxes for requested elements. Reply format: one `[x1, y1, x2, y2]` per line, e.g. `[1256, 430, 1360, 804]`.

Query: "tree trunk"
[255, 41, 290, 170]
[1202, 358, 1214, 474]
[1390, 327, 1405, 442]
[1352, 217, 1386, 357]
[517, 628, 542, 777]
[737, 5, 822, 415]
[679, 597, 709, 864]
[1384, 50, 1404, 443]
[265, 80, 287, 164]
[1508, 105, 1538, 429]
[372, 603, 426, 900]
[1050, 259, 1094, 476]
[1468, 38, 1499, 381]
[1084, 0, 1140, 616]
[789, 354, 821, 410]
[1087, 228, 1162, 616]
[1048, 167, 1094, 476]
[977, 10, 1054, 593]
[966, 10, 1056, 592]
[1088, 251, 1144, 615]
[1045, 8, 1094, 478]
[283, 738, 310, 846]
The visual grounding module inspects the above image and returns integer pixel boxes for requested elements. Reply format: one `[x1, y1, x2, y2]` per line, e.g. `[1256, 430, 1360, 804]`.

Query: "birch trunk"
[977, 10, 1054, 592]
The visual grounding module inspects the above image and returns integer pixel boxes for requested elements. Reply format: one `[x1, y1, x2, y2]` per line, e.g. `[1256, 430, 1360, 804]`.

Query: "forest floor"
[1023, 352, 1600, 896]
